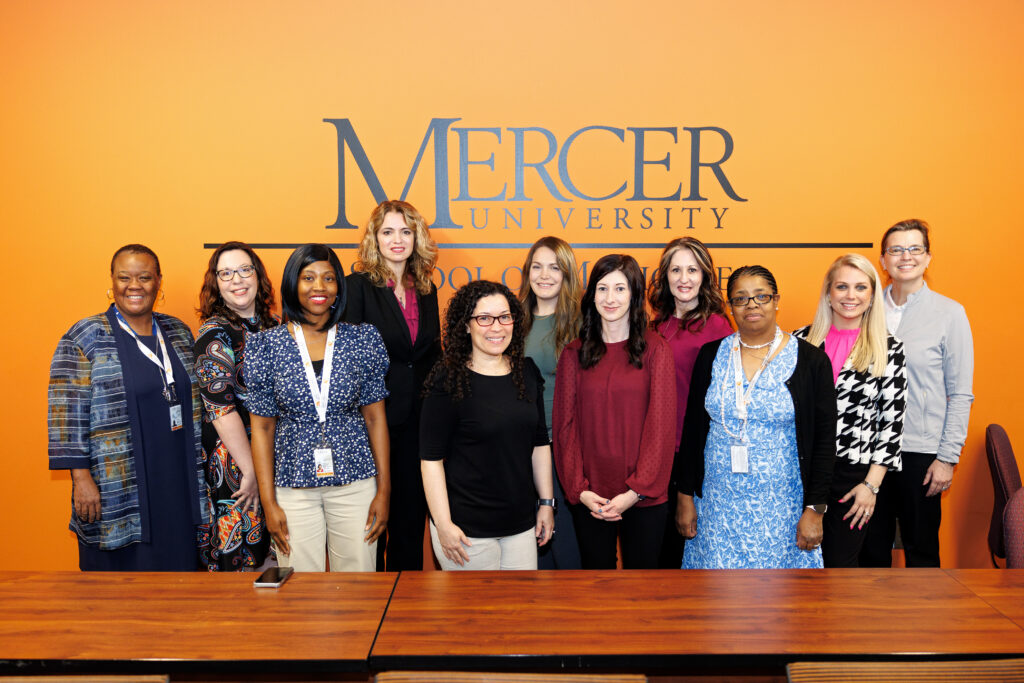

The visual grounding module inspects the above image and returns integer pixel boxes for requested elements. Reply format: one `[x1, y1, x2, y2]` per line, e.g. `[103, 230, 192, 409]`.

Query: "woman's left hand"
[839, 483, 875, 530]
[535, 505, 554, 546]
[796, 508, 824, 551]
[601, 490, 641, 519]
[364, 491, 389, 543]
[231, 470, 260, 514]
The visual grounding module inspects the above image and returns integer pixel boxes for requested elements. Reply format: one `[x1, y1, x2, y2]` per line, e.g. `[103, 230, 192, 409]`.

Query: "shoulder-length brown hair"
[517, 236, 582, 357]
[647, 237, 727, 333]
[197, 241, 277, 328]
[354, 200, 438, 295]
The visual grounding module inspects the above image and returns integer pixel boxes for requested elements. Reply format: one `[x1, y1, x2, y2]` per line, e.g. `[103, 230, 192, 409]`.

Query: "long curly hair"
[197, 241, 277, 328]
[578, 254, 648, 370]
[424, 280, 527, 402]
[647, 237, 728, 333]
[517, 236, 582, 357]
[354, 199, 438, 295]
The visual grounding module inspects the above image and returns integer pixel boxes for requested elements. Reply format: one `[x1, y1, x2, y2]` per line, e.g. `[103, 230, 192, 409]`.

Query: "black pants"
[570, 502, 667, 569]
[859, 452, 942, 568]
[376, 418, 427, 571]
[822, 460, 871, 568]
[657, 478, 686, 569]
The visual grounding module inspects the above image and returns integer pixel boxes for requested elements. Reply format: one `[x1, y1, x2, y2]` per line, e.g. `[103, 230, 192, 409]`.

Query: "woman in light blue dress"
[676, 266, 837, 569]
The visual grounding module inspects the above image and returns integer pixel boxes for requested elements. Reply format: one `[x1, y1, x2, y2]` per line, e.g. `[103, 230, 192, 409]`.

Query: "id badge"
[731, 444, 749, 474]
[169, 404, 183, 431]
[314, 448, 334, 478]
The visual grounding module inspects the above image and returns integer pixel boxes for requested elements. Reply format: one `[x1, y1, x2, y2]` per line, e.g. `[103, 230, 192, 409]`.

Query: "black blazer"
[674, 336, 837, 507]
[344, 272, 441, 427]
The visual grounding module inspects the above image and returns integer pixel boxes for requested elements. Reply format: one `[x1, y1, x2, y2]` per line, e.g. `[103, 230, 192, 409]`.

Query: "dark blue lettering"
[683, 127, 747, 201]
[556, 207, 574, 229]
[509, 127, 569, 201]
[324, 117, 462, 229]
[711, 207, 729, 228]
[628, 127, 681, 201]
[640, 207, 654, 229]
[470, 208, 489, 229]
[682, 207, 700, 229]
[558, 126, 627, 201]
[503, 208, 523, 229]
[614, 208, 633, 230]
[454, 127, 506, 201]
[586, 208, 602, 229]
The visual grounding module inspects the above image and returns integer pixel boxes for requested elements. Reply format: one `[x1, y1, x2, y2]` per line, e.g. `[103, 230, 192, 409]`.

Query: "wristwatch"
[805, 503, 828, 515]
[861, 480, 880, 495]
[538, 498, 557, 512]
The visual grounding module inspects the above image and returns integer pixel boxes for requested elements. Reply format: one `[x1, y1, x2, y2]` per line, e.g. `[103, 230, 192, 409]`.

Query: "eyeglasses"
[728, 293, 775, 307]
[470, 313, 515, 327]
[216, 265, 255, 281]
[884, 245, 927, 256]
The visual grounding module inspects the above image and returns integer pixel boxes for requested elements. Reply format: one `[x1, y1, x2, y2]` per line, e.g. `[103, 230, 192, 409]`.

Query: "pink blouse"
[388, 279, 420, 342]
[824, 325, 859, 384]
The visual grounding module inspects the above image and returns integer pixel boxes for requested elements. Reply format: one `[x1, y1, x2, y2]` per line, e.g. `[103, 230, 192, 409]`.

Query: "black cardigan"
[343, 272, 441, 428]
[674, 336, 837, 507]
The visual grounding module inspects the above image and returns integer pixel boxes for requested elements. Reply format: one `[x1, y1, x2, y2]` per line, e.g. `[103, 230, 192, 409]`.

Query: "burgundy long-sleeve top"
[553, 330, 676, 507]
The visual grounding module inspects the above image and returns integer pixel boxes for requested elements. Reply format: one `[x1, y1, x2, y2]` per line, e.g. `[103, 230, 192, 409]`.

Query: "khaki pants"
[275, 477, 377, 572]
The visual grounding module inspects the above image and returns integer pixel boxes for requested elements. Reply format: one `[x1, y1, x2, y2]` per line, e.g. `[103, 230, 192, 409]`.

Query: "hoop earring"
[158, 290, 166, 304]
[106, 289, 113, 301]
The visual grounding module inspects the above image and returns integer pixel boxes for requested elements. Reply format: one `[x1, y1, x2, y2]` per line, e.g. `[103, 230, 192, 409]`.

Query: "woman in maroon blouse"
[553, 254, 676, 569]
[647, 237, 732, 568]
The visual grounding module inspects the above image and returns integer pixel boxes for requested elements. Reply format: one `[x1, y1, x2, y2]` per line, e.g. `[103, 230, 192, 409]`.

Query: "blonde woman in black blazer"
[345, 200, 441, 570]
[795, 253, 907, 567]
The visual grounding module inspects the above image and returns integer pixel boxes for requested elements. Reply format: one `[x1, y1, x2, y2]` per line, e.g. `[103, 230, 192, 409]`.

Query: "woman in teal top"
[518, 236, 583, 569]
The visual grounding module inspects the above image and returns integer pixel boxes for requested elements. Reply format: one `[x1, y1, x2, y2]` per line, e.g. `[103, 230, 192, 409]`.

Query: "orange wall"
[3, 1, 1022, 569]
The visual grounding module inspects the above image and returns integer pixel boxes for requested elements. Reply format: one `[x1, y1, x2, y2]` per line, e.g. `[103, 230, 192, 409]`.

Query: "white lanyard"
[114, 309, 177, 403]
[292, 323, 336, 425]
[720, 328, 782, 443]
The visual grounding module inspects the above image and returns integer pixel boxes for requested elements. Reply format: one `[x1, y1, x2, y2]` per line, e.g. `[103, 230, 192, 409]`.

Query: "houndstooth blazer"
[795, 327, 907, 471]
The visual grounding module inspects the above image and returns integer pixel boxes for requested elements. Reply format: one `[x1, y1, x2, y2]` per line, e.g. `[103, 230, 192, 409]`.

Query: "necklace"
[738, 327, 780, 349]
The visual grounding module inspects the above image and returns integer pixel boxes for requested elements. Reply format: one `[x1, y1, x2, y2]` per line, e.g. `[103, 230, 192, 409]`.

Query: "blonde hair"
[354, 200, 438, 295]
[517, 236, 582, 357]
[805, 253, 888, 377]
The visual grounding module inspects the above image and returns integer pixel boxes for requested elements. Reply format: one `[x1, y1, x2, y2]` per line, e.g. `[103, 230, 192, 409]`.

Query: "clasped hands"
[580, 489, 639, 521]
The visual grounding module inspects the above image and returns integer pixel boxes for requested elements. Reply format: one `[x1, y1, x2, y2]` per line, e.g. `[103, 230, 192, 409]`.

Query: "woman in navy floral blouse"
[246, 244, 391, 572]
[194, 241, 279, 571]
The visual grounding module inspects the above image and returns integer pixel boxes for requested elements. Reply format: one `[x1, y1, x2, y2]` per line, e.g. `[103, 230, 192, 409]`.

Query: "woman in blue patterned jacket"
[795, 253, 907, 567]
[48, 244, 209, 571]
[246, 244, 391, 572]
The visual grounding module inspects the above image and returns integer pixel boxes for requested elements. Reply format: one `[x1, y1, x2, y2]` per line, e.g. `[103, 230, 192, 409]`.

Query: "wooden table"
[0, 571, 397, 677]
[2, 569, 1023, 679]
[370, 569, 1024, 673]
[948, 569, 1024, 628]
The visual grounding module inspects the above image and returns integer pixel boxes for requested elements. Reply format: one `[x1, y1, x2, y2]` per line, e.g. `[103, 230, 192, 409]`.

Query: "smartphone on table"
[254, 566, 294, 588]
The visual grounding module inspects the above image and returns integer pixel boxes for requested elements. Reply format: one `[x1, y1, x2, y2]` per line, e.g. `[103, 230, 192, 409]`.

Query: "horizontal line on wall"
[204, 242, 873, 250]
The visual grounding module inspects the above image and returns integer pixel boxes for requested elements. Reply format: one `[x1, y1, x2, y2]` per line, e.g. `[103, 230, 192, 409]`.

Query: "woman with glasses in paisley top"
[194, 241, 279, 571]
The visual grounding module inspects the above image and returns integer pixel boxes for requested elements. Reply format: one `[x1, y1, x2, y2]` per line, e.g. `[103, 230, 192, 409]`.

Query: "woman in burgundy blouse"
[647, 237, 732, 568]
[553, 254, 676, 569]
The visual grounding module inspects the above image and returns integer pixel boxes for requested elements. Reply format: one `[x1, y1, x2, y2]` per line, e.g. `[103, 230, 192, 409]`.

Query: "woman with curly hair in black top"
[420, 280, 554, 570]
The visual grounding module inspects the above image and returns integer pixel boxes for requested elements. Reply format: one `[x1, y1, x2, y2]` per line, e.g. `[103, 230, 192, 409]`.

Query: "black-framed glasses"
[470, 313, 515, 327]
[728, 293, 775, 307]
[884, 245, 927, 256]
[216, 265, 256, 281]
